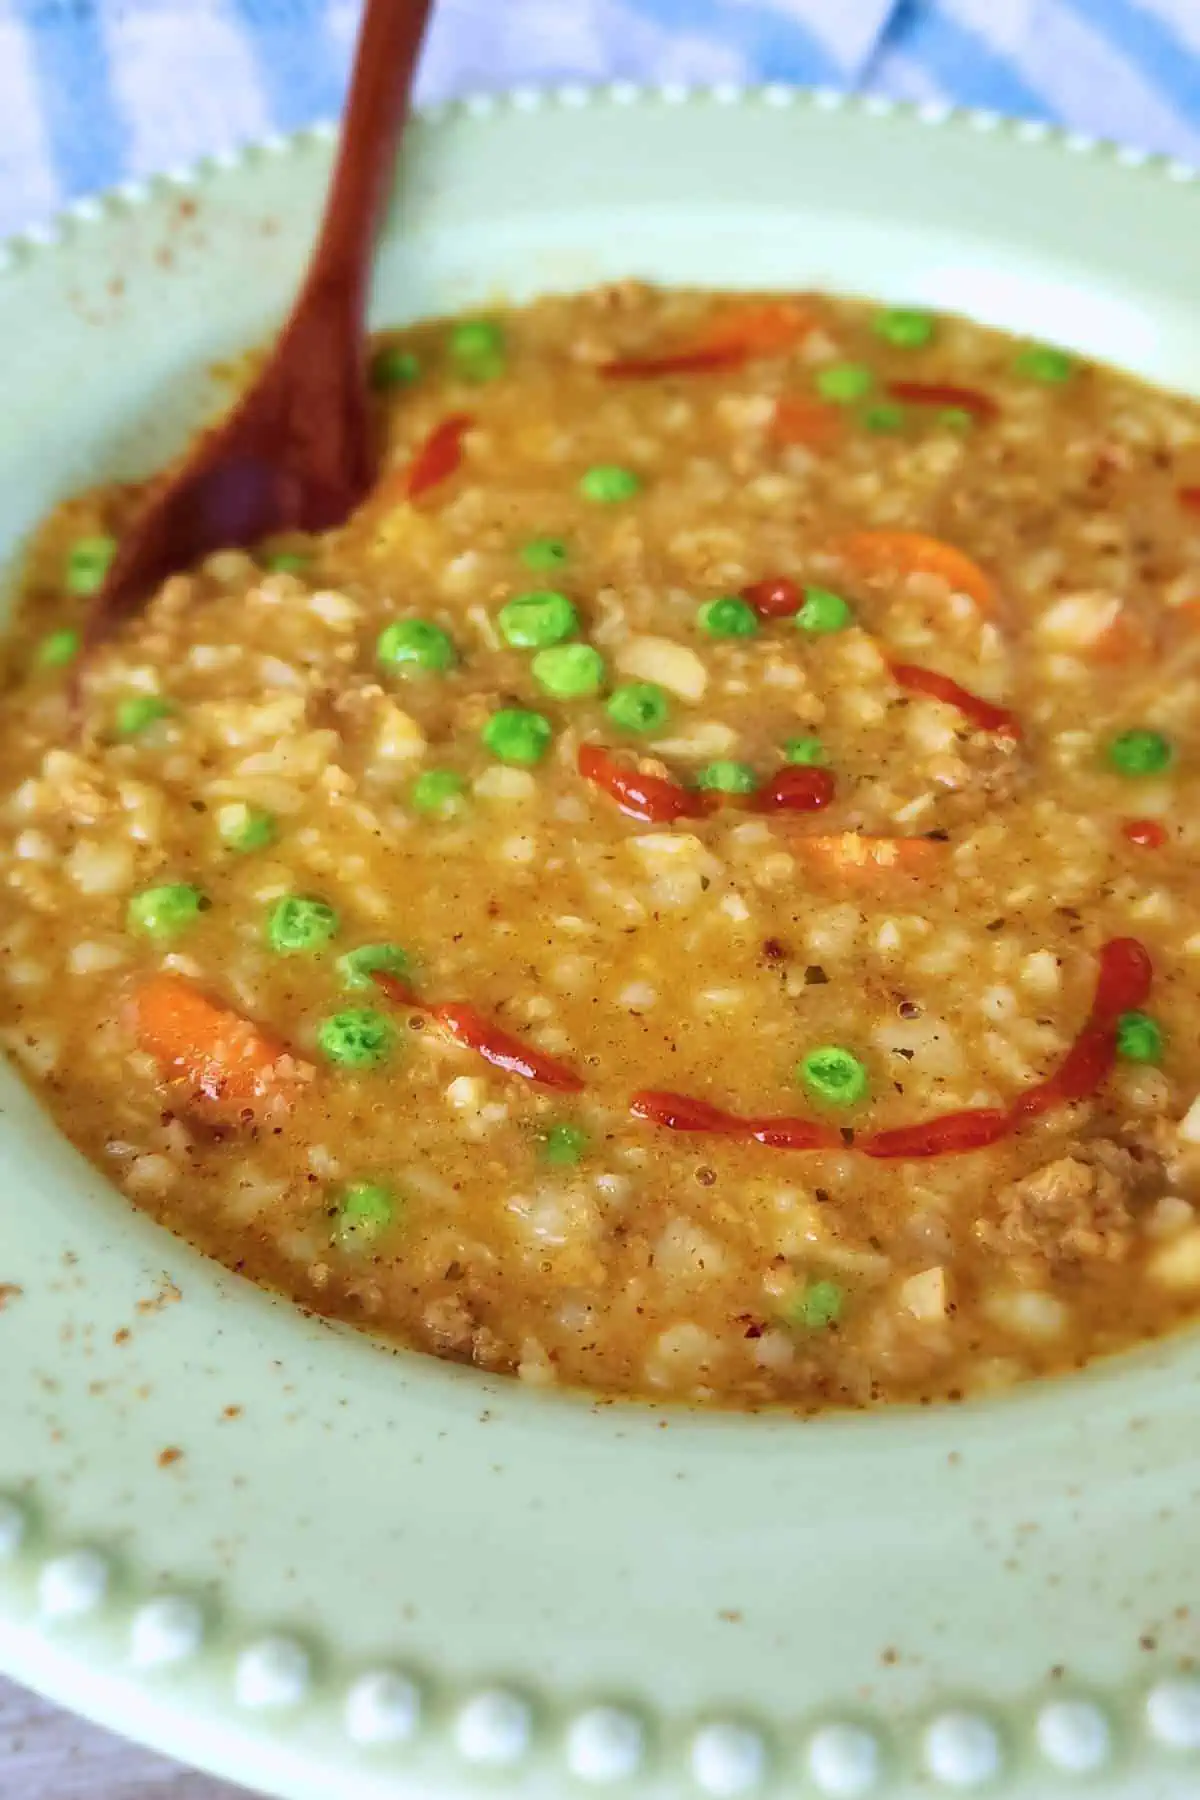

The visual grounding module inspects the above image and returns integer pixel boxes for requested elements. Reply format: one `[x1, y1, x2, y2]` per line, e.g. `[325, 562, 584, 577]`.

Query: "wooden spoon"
[85, 0, 435, 648]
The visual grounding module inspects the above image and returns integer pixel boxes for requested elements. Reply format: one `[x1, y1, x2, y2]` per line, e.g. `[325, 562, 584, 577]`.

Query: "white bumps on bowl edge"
[130, 1595, 204, 1669]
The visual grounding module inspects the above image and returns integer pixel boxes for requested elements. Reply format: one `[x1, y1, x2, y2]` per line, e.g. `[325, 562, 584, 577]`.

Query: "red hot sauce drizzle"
[887, 380, 999, 423]
[630, 938, 1152, 1160]
[578, 745, 836, 821]
[600, 345, 747, 380]
[577, 744, 709, 825]
[404, 413, 474, 500]
[742, 575, 803, 619]
[890, 662, 1021, 739]
[753, 764, 837, 814]
[374, 973, 583, 1091]
[1009, 936, 1151, 1122]
[860, 1108, 1012, 1161]
[1122, 817, 1167, 849]
[629, 1091, 839, 1151]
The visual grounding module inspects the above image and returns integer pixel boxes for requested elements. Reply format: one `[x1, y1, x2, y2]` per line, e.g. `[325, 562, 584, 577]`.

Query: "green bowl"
[2, 87, 1200, 1800]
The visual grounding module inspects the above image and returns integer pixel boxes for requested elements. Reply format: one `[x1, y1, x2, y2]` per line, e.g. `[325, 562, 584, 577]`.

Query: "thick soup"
[3, 284, 1200, 1409]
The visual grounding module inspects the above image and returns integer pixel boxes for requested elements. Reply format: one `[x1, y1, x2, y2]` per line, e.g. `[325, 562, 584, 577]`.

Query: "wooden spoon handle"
[302, 0, 436, 306]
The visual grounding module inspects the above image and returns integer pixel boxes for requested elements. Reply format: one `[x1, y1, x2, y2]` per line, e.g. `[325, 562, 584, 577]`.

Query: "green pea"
[482, 708, 553, 765]
[127, 883, 206, 940]
[938, 406, 974, 432]
[1107, 728, 1173, 777]
[532, 643, 605, 699]
[872, 308, 935, 349]
[862, 402, 905, 434]
[334, 1181, 395, 1246]
[267, 895, 339, 955]
[1014, 344, 1074, 384]
[449, 319, 506, 381]
[65, 534, 117, 597]
[338, 942, 410, 992]
[815, 363, 874, 404]
[542, 1123, 589, 1165]
[784, 735, 827, 766]
[698, 595, 758, 638]
[318, 1009, 395, 1069]
[1116, 1010, 1164, 1065]
[786, 1279, 844, 1330]
[217, 803, 276, 853]
[262, 550, 310, 575]
[498, 590, 578, 649]
[520, 536, 569, 574]
[450, 320, 503, 360]
[377, 618, 457, 677]
[34, 627, 80, 670]
[798, 1045, 868, 1107]
[797, 586, 853, 635]
[579, 464, 642, 504]
[606, 682, 669, 734]
[411, 769, 467, 816]
[370, 345, 421, 390]
[696, 760, 758, 795]
[115, 694, 173, 738]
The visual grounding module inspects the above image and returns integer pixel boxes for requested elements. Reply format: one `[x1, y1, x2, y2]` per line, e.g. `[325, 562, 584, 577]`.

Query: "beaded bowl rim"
[2, 81, 1200, 1800]
[3, 79, 1199, 274]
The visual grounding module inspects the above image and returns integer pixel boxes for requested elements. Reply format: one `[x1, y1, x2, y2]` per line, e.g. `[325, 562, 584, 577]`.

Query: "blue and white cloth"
[1, 0, 1199, 238]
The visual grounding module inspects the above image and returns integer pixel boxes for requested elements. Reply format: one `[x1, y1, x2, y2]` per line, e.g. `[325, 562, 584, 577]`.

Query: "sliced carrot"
[602, 301, 812, 379]
[772, 394, 843, 452]
[695, 299, 813, 357]
[132, 974, 301, 1119]
[798, 833, 942, 882]
[835, 530, 995, 615]
[1086, 608, 1153, 665]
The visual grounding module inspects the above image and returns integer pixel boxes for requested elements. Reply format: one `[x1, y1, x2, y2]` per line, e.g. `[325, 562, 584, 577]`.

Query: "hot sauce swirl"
[628, 939, 1151, 1160]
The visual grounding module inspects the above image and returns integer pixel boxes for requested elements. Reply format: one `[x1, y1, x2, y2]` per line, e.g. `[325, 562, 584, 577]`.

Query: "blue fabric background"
[1, 0, 1199, 237]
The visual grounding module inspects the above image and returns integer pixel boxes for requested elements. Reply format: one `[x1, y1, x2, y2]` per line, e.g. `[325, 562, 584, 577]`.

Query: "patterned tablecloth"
[1, 0, 1199, 1791]
[2, 0, 1199, 237]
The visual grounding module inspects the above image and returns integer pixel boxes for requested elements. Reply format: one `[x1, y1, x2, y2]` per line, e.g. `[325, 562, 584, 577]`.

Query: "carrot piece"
[836, 529, 996, 614]
[132, 974, 299, 1117]
[1178, 485, 1200, 513]
[1086, 608, 1153, 665]
[696, 299, 813, 357]
[602, 301, 812, 379]
[772, 394, 843, 452]
[798, 833, 942, 881]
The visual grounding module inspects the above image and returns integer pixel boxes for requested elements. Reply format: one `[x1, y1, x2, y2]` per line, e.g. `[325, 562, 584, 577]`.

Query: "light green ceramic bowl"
[2, 86, 1200, 1800]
